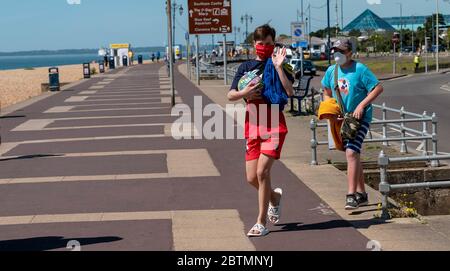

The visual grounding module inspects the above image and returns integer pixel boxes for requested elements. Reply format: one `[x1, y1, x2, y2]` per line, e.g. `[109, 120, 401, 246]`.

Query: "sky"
[0, 0, 449, 52]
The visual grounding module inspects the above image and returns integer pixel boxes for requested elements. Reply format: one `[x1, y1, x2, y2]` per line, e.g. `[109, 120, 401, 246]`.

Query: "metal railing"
[378, 151, 450, 218]
[310, 102, 440, 167]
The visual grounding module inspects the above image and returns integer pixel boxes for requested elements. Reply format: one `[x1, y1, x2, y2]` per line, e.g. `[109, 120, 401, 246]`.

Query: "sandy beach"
[0, 60, 157, 110]
[0, 63, 101, 109]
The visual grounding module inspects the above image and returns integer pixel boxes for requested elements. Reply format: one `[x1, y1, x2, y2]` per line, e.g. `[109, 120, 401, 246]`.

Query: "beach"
[0, 63, 100, 109]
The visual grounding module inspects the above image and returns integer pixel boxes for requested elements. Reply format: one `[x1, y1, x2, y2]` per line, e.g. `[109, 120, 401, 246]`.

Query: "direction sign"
[291, 22, 305, 42]
[188, 0, 233, 35]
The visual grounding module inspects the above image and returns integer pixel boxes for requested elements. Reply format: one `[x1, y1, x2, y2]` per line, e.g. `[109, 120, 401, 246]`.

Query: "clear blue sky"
[1, 0, 449, 52]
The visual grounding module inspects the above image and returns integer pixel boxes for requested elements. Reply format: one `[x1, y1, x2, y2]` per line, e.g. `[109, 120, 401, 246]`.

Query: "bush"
[91, 67, 97, 75]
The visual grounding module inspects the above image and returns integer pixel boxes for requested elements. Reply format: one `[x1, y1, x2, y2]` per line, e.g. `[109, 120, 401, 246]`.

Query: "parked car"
[289, 59, 301, 70]
[402, 46, 417, 53]
[294, 60, 317, 77]
[428, 45, 446, 53]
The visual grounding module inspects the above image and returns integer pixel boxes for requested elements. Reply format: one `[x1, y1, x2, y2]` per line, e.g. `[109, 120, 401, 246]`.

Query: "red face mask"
[255, 44, 275, 60]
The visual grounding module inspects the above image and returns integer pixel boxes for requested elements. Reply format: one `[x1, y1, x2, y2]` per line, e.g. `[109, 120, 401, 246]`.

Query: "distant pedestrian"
[104, 55, 108, 67]
[228, 24, 294, 237]
[414, 53, 421, 72]
[156, 51, 161, 63]
[320, 38, 384, 210]
[128, 51, 134, 66]
[151, 53, 156, 63]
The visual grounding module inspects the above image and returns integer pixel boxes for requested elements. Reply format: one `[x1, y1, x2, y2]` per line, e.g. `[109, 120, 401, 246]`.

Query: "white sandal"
[268, 188, 283, 224]
[247, 223, 270, 237]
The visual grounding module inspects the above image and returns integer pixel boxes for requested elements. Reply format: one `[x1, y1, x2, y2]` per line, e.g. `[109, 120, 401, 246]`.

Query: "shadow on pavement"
[0, 115, 26, 119]
[0, 154, 63, 162]
[0, 236, 123, 251]
[271, 218, 391, 234]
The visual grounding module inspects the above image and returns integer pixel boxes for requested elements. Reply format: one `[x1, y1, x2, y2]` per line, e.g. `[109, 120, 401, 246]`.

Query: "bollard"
[431, 113, 440, 167]
[99, 61, 105, 73]
[310, 119, 318, 166]
[382, 103, 389, 146]
[422, 111, 429, 157]
[83, 63, 91, 79]
[138, 55, 143, 64]
[48, 67, 60, 92]
[399, 106, 408, 153]
[123, 55, 128, 67]
[109, 56, 116, 69]
[378, 151, 391, 219]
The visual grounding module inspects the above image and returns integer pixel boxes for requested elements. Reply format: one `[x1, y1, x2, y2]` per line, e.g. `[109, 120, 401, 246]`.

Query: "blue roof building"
[343, 9, 396, 32]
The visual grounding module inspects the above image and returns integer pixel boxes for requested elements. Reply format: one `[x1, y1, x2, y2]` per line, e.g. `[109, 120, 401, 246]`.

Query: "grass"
[314, 55, 450, 75]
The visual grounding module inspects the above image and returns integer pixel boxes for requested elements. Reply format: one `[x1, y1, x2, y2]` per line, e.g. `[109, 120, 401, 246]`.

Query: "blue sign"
[292, 41, 308, 49]
[294, 29, 302, 37]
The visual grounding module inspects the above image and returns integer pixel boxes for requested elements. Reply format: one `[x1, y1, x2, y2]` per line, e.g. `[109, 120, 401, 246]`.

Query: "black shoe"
[345, 194, 359, 210]
[356, 192, 369, 207]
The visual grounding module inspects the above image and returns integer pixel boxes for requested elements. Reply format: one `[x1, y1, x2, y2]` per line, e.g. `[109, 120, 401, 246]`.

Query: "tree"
[348, 29, 362, 38]
[423, 14, 446, 44]
[310, 27, 341, 39]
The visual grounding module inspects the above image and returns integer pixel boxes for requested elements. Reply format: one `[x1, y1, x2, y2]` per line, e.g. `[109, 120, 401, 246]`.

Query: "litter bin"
[48, 67, 60, 92]
[109, 56, 115, 69]
[83, 63, 91, 79]
[123, 55, 128, 66]
[138, 55, 143, 64]
[99, 61, 105, 73]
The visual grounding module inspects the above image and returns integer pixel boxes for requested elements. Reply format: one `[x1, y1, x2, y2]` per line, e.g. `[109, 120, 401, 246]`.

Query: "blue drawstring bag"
[262, 58, 289, 111]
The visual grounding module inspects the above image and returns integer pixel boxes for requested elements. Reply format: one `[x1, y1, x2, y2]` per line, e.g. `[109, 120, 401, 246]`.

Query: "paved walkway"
[0, 63, 371, 251]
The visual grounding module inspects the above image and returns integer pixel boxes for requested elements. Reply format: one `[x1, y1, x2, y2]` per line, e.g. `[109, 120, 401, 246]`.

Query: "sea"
[0, 52, 157, 71]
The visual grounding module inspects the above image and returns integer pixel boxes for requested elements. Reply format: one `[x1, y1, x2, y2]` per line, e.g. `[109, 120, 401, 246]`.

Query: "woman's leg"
[255, 154, 276, 226]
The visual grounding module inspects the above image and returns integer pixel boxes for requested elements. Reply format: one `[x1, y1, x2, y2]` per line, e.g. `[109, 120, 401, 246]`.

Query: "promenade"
[0, 63, 449, 251]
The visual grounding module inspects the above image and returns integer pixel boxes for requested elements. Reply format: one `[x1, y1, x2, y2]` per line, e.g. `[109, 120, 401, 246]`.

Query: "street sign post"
[188, 0, 233, 85]
[392, 32, 400, 75]
[292, 22, 306, 78]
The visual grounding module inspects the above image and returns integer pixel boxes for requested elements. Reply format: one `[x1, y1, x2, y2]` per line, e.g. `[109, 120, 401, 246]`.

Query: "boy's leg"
[246, 156, 281, 205]
[356, 160, 366, 193]
[246, 160, 259, 189]
[255, 154, 276, 226]
[346, 149, 360, 195]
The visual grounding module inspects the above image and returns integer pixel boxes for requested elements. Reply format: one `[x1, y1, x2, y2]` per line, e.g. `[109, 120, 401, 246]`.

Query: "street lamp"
[241, 14, 253, 59]
[234, 27, 241, 46]
[327, 0, 331, 65]
[172, 1, 183, 63]
[396, 2, 403, 53]
[435, 0, 440, 72]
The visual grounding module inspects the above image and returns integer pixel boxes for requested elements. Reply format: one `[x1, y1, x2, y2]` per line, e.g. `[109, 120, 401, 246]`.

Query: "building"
[383, 15, 450, 30]
[343, 9, 396, 33]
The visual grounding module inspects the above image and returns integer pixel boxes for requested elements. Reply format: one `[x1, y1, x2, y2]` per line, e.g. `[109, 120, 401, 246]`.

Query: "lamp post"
[166, 0, 175, 107]
[241, 14, 253, 60]
[412, 15, 415, 53]
[396, 2, 403, 53]
[172, 1, 183, 63]
[436, 0, 440, 72]
[327, 0, 331, 65]
[234, 27, 241, 46]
